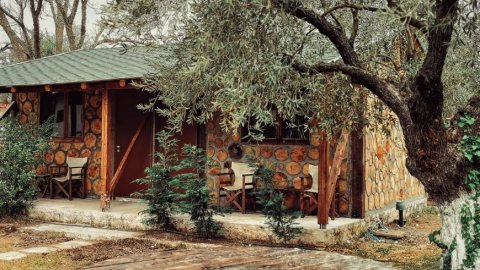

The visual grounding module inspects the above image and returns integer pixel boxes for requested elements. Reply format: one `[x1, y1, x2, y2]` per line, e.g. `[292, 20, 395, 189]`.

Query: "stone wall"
[363, 98, 426, 214]
[17, 90, 103, 196]
[206, 115, 351, 216]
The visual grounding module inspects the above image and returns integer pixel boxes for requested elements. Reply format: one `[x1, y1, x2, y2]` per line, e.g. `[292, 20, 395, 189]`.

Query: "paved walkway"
[86, 246, 399, 270]
[0, 223, 398, 269]
[0, 224, 141, 261]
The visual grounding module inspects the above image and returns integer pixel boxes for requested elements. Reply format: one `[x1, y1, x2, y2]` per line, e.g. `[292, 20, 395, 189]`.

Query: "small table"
[35, 174, 52, 199]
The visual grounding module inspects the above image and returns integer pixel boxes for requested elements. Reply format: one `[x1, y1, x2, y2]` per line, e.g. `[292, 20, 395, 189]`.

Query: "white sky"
[0, 0, 108, 43]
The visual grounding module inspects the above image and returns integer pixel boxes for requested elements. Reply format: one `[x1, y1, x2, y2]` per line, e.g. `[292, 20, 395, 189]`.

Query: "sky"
[0, 0, 108, 44]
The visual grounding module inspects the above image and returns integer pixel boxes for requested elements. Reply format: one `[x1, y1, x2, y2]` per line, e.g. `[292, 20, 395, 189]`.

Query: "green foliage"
[458, 112, 480, 269]
[428, 230, 448, 250]
[171, 145, 223, 238]
[461, 134, 480, 163]
[133, 131, 178, 230]
[0, 117, 53, 217]
[247, 155, 302, 243]
[444, 239, 457, 270]
[428, 230, 457, 270]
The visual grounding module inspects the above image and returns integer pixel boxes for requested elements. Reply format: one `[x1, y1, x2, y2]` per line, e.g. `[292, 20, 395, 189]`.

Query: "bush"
[172, 145, 223, 238]
[0, 117, 52, 217]
[248, 156, 302, 243]
[133, 131, 178, 230]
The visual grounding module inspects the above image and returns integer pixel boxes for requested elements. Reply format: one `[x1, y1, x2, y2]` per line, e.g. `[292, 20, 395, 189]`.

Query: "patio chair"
[216, 162, 256, 214]
[51, 157, 88, 200]
[300, 164, 319, 215]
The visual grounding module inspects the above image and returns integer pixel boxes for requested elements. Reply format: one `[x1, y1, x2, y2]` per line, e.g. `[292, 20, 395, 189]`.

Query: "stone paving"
[0, 223, 141, 262]
[86, 245, 399, 270]
[0, 222, 399, 269]
[0, 239, 95, 261]
[21, 223, 143, 240]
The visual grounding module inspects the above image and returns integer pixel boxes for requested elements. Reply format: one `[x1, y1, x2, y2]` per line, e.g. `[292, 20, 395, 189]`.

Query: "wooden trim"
[101, 89, 113, 194]
[80, 82, 88, 90]
[317, 132, 329, 227]
[325, 130, 350, 219]
[5, 80, 141, 93]
[108, 115, 149, 195]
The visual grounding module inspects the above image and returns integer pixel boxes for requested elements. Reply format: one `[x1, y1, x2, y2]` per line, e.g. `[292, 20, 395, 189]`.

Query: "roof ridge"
[0, 47, 127, 70]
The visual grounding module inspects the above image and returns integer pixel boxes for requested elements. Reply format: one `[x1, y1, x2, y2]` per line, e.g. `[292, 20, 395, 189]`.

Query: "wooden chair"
[51, 157, 88, 200]
[300, 164, 319, 215]
[216, 162, 255, 214]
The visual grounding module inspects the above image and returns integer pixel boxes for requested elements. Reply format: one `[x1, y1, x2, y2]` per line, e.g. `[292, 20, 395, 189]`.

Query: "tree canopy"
[102, 0, 480, 200]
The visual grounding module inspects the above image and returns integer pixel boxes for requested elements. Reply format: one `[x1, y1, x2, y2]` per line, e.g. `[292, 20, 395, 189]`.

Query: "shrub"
[0, 117, 52, 217]
[172, 145, 223, 238]
[248, 156, 302, 243]
[133, 131, 178, 230]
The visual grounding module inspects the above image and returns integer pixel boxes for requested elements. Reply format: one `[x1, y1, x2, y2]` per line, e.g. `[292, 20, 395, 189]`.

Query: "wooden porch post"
[101, 88, 113, 194]
[318, 133, 329, 228]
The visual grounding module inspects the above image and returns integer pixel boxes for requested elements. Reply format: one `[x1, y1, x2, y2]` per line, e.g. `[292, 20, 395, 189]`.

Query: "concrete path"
[86, 245, 399, 270]
[0, 223, 141, 261]
[21, 223, 143, 240]
[0, 240, 93, 261]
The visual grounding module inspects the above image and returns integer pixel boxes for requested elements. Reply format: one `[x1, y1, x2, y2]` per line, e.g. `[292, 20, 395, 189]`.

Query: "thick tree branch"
[0, 7, 30, 60]
[0, 43, 12, 53]
[321, 4, 380, 17]
[292, 61, 412, 127]
[0, 3, 32, 53]
[274, 0, 360, 67]
[417, 0, 458, 82]
[321, 2, 428, 35]
[349, 9, 359, 46]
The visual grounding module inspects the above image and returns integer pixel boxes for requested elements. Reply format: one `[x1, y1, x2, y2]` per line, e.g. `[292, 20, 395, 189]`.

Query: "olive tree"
[102, 1, 479, 268]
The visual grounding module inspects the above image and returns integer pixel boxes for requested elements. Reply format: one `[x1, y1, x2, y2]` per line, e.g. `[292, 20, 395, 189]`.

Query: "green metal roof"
[0, 47, 156, 89]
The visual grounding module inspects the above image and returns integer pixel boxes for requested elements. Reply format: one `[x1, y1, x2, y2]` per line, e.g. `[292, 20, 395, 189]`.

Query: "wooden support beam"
[318, 133, 329, 228]
[44, 85, 52, 92]
[81, 82, 88, 90]
[119, 80, 127, 87]
[108, 115, 148, 195]
[10, 87, 16, 93]
[101, 89, 113, 195]
[325, 130, 350, 220]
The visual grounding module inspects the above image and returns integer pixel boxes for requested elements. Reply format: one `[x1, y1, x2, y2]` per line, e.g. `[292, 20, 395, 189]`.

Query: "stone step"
[21, 223, 143, 241]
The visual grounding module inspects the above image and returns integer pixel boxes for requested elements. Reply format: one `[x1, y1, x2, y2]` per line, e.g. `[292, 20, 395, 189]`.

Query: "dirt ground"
[325, 205, 443, 270]
[0, 206, 442, 270]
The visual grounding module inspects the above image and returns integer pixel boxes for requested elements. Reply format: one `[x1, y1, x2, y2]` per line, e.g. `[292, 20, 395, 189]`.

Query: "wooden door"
[113, 90, 154, 197]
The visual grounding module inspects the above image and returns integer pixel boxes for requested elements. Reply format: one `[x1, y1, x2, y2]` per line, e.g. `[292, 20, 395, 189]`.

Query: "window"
[241, 112, 309, 144]
[40, 91, 83, 138]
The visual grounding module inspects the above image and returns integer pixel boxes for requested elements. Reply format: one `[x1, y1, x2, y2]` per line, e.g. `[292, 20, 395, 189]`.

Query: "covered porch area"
[29, 198, 366, 246]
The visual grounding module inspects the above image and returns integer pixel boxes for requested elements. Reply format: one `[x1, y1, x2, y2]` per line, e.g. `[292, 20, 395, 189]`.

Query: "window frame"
[241, 113, 310, 145]
[40, 90, 84, 142]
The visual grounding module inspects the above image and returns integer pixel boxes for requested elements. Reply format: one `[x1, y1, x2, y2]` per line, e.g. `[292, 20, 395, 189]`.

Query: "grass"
[399, 255, 441, 270]
[0, 253, 89, 270]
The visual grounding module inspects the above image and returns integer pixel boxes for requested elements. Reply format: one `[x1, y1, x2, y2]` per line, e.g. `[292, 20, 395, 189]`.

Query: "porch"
[29, 198, 367, 246]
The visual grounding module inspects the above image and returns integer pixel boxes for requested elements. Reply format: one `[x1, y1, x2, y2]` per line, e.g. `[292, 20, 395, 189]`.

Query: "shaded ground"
[0, 218, 72, 253]
[0, 206, 441, 270]
[325, 206, 442, 270]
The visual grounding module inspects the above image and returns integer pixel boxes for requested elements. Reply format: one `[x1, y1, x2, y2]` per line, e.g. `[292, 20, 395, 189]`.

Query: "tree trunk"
[439, 193, 480, 269]
[29, 0, 43, 59]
